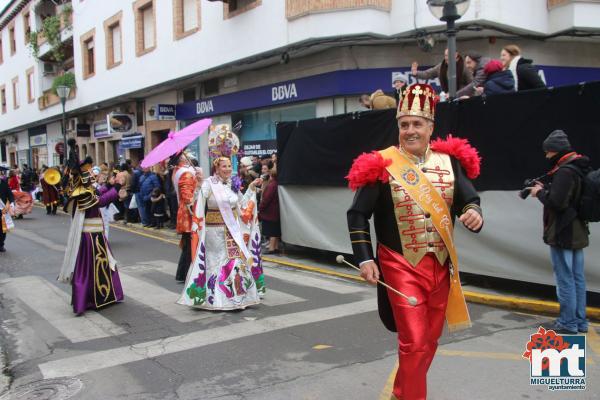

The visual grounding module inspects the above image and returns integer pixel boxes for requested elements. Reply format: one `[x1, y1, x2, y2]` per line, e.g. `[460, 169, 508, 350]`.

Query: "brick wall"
[286, 0, 391, 20]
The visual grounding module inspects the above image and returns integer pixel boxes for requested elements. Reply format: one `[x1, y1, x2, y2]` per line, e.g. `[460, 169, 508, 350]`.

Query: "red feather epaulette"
[430, 135, 481, 179]
[346, 151, 391, 191]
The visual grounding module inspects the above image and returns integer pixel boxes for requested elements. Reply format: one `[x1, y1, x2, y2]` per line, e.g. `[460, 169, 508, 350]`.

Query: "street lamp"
[56, 85, 70, 165]
[427, 0, 471, 99]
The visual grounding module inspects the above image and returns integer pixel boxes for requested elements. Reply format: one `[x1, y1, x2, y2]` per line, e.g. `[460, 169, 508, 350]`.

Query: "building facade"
[1, 0, 600, 173]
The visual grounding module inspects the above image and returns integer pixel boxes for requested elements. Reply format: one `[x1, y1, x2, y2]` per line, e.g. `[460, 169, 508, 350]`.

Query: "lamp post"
[56, 85, 71, 165]
[427, 0, 471, 99]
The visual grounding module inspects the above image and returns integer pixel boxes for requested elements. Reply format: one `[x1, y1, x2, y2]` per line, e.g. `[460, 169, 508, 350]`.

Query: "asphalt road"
[0, 207, 598, 400]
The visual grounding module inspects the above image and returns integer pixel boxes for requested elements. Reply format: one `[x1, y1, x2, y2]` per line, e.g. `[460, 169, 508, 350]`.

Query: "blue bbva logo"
[523, 327, 586, 391]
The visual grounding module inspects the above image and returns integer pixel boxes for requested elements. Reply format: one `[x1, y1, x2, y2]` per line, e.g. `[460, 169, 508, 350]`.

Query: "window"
[26, 67, 35, 103]
[134, 0, 156, 56]
[104, 11, 123, 69]
[12, 77, 19, 109]
[224, 0, 261, 19]
[80, 29, 95, 79]
[9, 24, 16, 55]
[182, 87, 197, 102]
[173, 0, 200, 40]
[203, 79, 219, 96]
[23, 11, 31, 43]
[0, 38, 3, 64]
[1, 85, 7, 114]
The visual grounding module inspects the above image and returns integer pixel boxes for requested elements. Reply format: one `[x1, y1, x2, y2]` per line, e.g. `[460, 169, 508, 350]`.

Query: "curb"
[29, 205, 600, 321]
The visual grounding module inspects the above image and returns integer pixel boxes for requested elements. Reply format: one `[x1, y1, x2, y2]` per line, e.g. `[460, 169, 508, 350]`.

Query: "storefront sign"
[29, 134, 47, 147]
[176, 66, 600, 121]
[156, 104, 176, 120]
[120, 134, 144, 149]
[77, 123, 91, 137]
[242, 140, 277, 156]
[108, 113, 135, 135]
[94, 120, 110, 138]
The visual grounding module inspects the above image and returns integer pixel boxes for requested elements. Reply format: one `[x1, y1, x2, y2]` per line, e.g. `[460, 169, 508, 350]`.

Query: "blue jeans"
[550, 246, 587, 332]
[136, 194, 150, 225]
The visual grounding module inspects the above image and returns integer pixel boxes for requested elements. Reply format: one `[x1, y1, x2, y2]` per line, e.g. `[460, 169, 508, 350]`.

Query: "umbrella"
[140, 118, 212, 168]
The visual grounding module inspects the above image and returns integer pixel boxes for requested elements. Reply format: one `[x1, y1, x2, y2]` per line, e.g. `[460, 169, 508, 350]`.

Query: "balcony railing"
[38, 87, 76, 111]
[36, 10, 73, 46]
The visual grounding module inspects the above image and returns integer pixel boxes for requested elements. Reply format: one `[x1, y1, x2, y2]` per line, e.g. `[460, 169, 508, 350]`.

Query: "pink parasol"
[140, 118, 212, 168]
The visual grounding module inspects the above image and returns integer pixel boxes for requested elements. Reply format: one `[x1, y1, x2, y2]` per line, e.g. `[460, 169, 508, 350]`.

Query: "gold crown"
[396, 83, 437, 121]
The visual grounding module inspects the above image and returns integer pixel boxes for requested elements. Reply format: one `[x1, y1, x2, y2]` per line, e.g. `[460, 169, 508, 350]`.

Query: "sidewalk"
[112, 221, 600, 321]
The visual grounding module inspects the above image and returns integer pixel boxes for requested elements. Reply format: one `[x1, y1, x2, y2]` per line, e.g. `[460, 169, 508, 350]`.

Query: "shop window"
[26, 67, 35, 103]
[232, 103, 316, 142]
[80, 29, 96, 79]
[9, 24, 16, 55]
[174, 0, 200, 40]
[1, 86, 6, 114]
[224, 0, 261, 19]
[12, 77, 19, 109]
[134, 0, 156, 56]
[23, 10, 31, 44]
[104, 11, 123, 69]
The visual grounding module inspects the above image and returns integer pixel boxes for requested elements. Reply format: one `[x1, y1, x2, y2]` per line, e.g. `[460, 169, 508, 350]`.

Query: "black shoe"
[578, 327, 589, 333]
[546, 323, 577, 335]
[0, 246, 6, 253]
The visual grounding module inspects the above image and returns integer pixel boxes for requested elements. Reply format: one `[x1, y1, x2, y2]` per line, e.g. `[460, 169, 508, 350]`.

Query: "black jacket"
[484, 70, 515, 96]
[537, 155, 590, 249]
[517, 58, 546, 91]
[0, 178, 15, 205]
[347, 158, 481, 332]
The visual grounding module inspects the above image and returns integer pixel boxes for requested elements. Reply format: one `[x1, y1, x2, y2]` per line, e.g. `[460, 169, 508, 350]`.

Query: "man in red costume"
[346, 83, 483, 400]
[171, 151, 199, 282]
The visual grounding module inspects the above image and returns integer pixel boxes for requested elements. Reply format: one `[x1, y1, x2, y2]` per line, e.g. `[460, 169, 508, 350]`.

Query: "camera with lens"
[519, 175, 547, 199]
[519, 179, 537, 199]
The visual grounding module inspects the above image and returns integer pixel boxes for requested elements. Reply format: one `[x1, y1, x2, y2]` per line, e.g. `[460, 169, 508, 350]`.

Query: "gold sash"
[380, 146, 471, 332]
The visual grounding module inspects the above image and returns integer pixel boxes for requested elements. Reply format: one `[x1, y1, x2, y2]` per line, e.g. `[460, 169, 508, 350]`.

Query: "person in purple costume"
[58, 139, 124, 315]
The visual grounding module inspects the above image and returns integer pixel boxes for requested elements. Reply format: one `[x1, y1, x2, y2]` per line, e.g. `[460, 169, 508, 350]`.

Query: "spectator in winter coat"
[528, 130, 590, 334]
[482, 59, 516, 96]
[459, 51, 491, 98]
[500, 44, 546, 92]
[258, 165, 280, 254]
[411, 49, 473, 95]
[138, 167, 161, 227]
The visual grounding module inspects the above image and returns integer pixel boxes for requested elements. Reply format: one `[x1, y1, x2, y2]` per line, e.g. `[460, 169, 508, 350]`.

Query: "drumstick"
[336, 255, 418, 306]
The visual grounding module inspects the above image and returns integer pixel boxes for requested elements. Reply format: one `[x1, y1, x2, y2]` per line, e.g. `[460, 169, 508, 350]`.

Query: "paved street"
[0, 208, 598, 400]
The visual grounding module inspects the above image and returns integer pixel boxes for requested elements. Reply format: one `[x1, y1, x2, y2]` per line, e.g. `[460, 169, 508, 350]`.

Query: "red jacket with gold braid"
[346, 136, 482, 332]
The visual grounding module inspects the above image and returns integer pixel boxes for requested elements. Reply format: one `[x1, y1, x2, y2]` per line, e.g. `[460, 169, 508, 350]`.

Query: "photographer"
[528, 130, 591, 334]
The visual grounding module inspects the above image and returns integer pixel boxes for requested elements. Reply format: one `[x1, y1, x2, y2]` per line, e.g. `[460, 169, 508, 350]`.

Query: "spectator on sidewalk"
[411, 49, 473, 95]
[392, 76, 408, 105]
[150, 187, 167, 229]
[259, 165, 280, 255]
[528, 130, 591, 334]
[131, 165, 142, 223]
[459, 51, 491, 98]
[139, 167, 161, 227]
[482, 59, 515, 96]
[164, 162, 178, 229]
[500, 44, 546, 92]
[370, 89, 397, 110]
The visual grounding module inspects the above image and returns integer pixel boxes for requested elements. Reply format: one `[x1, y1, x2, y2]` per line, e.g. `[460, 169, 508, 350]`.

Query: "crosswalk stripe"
[38, 298, 377, 379]
[262, 266, 364, 294]
[1, 277, 127, 343]
[118, 272, 214, 323]
[121, 260, 306, 308]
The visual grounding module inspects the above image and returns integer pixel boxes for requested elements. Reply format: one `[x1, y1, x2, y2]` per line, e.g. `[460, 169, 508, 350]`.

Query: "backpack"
[562, 164, 600, 222]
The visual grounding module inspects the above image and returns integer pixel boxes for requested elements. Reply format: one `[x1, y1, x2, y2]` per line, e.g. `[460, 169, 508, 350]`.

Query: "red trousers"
[378, 245, 450, 400]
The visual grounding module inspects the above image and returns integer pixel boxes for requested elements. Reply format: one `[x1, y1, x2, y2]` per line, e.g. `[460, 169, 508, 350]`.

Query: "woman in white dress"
[178, 125, 265, 310]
